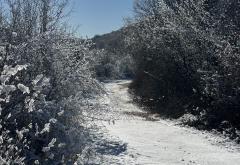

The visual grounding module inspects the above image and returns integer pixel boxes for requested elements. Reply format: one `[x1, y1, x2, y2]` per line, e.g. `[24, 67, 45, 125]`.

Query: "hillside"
[92, 29, 125, 52]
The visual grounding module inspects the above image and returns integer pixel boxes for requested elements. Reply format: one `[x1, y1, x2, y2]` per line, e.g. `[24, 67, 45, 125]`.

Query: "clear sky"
[68, 0, 134, 38]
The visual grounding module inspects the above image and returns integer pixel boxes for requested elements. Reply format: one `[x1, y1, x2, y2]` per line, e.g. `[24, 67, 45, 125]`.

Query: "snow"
[42, 138, 56, 153]
[17, 83, 30, 94]
[40, 123, 51, 134]
[98, 80, 240, 165]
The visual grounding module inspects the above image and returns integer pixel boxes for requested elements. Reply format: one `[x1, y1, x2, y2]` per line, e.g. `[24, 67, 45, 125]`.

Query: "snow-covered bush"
[94, 49, 134, 80]
[0, 31, 104, 164]
[0, 1, 106, 163]
[0, 52, 57, 163]
[126, 0, 240, 132]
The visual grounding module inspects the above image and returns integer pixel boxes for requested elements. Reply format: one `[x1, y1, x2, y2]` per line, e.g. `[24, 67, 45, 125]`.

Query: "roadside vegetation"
[124, 0, 240, 142]
[0, 0, 104, 164]
[92, 30, 134, 80]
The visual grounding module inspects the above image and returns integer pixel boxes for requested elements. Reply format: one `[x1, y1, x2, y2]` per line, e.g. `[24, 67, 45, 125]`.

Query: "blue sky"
[68, 0, 134, 38]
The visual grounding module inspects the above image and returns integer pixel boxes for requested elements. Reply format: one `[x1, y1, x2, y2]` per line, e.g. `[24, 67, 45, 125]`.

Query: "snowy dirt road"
[98, 80, 240, 165]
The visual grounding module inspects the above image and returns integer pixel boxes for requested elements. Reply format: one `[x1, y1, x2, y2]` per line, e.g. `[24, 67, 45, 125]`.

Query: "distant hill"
[91, 28, 125, 53]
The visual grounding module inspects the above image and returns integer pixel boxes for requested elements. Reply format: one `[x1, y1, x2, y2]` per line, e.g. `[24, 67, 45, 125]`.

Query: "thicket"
[0, 0, 103, 164]
[92, 30, 135, 80]
[126, 0, 240, 139]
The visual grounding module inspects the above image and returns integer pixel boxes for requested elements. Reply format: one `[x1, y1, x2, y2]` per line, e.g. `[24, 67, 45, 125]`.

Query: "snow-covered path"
[99, 80, 240, 165]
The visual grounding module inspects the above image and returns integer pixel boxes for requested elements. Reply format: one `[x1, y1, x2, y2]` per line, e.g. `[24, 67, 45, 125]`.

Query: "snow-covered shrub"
[0, 59, 56, 163]
[0, 32, 104, 164]
[126, 0, 240, 131]
[0, 1, 106, 163]
[94, 49, 134, 80]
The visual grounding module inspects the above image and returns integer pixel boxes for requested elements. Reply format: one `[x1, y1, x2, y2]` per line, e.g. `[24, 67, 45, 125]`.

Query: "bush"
[94, 50, 134, 80]
[126, 0, 240, 132]
[0, 32, 103, 164]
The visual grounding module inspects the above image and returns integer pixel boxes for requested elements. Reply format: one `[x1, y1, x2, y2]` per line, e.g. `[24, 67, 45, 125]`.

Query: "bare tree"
[39, 0, 69, 33]
[3, 0, 69, 41]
